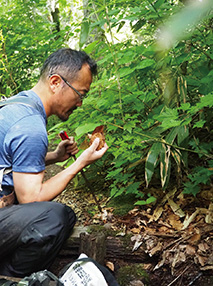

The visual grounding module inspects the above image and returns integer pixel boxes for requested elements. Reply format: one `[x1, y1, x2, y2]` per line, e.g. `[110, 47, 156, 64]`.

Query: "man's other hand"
[55, 137, 79, 162]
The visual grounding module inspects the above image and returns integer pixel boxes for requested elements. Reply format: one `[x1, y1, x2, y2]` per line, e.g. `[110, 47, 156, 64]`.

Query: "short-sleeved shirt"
[0, 90, 48, 186]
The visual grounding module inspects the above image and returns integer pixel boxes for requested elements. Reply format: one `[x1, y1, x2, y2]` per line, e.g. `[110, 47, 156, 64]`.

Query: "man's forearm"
[45, 151, 58, 165]
[40, 160, 83, 200]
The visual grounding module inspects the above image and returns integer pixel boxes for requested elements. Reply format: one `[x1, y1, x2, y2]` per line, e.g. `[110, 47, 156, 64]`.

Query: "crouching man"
[0, 48, 108, 277]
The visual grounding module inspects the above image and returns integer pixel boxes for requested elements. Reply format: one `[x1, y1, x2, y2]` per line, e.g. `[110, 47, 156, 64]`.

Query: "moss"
[117, 264, 149, 286]
[88, 225, 117, 237]
[108, 194, 137, 216]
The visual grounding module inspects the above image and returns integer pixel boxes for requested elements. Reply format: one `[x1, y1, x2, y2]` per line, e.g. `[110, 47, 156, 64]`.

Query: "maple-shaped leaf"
[90, 125, 105, 150]
[92, 125, 104, 135]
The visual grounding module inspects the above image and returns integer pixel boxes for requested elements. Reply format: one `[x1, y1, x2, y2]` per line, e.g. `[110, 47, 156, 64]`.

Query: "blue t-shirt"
[0, 90, 48, 186]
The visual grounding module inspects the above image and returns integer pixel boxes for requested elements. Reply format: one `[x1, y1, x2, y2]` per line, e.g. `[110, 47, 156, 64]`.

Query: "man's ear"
[49, 74, 62, 92]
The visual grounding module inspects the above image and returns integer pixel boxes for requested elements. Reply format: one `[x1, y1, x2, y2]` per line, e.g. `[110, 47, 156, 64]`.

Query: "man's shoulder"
[0, 90, 46, 122]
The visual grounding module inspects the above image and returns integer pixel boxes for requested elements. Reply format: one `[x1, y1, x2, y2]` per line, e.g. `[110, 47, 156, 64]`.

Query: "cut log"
[53, 231, 151, 266]
[80, 232, 106, 265]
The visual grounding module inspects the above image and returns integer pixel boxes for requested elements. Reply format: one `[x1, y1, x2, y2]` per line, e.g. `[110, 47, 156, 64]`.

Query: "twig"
[187, 272, 202, 286]
[73, 154, 103, 213]
[167, 264, 192, 286]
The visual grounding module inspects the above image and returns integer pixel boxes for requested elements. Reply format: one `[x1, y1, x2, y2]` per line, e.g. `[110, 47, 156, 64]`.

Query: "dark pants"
[0, 201, 76, 278]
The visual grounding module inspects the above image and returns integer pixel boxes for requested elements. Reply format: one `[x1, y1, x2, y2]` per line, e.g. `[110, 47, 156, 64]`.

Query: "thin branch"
[167, 264, 193, 286]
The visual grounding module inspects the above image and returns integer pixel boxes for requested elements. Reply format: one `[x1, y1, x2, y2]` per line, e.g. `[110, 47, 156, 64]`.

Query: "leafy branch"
[103, 121, 213, 159]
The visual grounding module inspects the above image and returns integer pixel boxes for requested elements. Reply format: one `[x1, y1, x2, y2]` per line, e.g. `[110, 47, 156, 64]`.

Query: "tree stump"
[79, 232, 106, 265]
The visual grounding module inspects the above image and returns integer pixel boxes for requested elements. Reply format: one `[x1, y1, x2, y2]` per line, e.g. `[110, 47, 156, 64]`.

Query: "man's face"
[55, 63, 93, 121]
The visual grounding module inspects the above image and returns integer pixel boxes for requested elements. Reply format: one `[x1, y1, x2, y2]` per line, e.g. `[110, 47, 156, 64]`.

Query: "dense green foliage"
[1, 0, 212, 206]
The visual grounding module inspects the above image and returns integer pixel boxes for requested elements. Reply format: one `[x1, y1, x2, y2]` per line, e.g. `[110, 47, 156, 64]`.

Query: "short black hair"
[40, 48, 97, 82]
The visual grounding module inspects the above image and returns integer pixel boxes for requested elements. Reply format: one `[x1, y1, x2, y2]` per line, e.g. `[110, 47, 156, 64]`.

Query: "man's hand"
[45, 136, 79, 165]
[76, 138, 108, 169]
[55, 137, 79, 161]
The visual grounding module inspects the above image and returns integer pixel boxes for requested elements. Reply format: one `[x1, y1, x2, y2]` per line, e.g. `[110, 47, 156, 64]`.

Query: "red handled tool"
[59, 130, 70, 141]
[59, 130, 102, 212]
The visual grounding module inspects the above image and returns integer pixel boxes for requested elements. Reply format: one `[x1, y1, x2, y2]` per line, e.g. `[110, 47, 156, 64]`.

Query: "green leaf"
[135, 59, 155, 70]
[126, 182, 140, 194]
[177, 125, 189, 146]
[165, 127, 178, 144]
[84, 40, 99, 54]
[157, 0, 213, 49]
[79, 20, 90, 48]
[199, 92, 213, 108]
[75, 123, 98, 137]
[123, 121, 135, 133]
[110, 186, 125, 198]
[193, 120, 206, 129]
[119, 67, 136, 78]
[155, 107, 181, 130]
[160, 144, 171, 189]
[183, 182, 200, 196]
[145, 143, 161, 187]
[135, 196, 156, 205]
[179, 102, 191, 111]
[106, 168, 123, 179]
[117, 21, 125, 32]
[176, 125, 189, 167]
[154, 0, 165, 9]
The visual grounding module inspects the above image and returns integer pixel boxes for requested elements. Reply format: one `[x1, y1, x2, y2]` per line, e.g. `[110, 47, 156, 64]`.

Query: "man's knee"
[19, 201, 76, 244]
[0, 202, 76, 277]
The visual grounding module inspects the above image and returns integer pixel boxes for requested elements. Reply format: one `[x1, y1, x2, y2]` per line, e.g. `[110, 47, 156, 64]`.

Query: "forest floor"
[45, 164, 213, 286]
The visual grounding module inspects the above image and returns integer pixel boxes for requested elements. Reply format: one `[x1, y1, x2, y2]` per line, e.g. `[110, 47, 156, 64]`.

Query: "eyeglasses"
[60, 75, 88, 101]
[50, 74, 88, 101]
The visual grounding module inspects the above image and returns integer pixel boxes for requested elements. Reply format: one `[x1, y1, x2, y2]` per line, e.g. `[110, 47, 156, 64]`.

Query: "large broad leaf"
[177, 125, 189, 167]
[135, 59, 155, 70]
[75, 123, 99, 138]
[145, 142, 161, 187]
[154, 0, 165, 9]
[80, 20, 90, 48]
[171, 148, 182, 178]
[165, 126, 179, 144]
[160, 143, 171, 189]
[119, 67, 136, 78]
[84, 40, 99, 54]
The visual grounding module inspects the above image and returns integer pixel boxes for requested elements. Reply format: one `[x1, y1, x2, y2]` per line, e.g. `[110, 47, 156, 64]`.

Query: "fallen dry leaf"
[132, 240, 143, 252]
[89, 125, 105, 150]
[131, 227, 142, 234]
[186, 245, 196, 255]
[205, 202, 213, 224]
[149, 241, 163, 256]
[105, 261, 115, 271]
[182, 209, 199, 230]
[200, 265, 213, 271]
[148, 206, 163, 223]
[198, 242, 209, 254]
[189, 233, 201, 245]
[196, 254, 208, 266]
[167, 213, 183, 231]
[168, 198, 185, 218]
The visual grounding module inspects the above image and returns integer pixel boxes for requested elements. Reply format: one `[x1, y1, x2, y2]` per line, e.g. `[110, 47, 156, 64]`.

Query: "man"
[0, 48, 108, 277]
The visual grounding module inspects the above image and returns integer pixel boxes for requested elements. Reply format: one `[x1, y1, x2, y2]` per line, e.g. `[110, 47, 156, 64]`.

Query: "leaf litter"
[45, 164, 213, 285]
